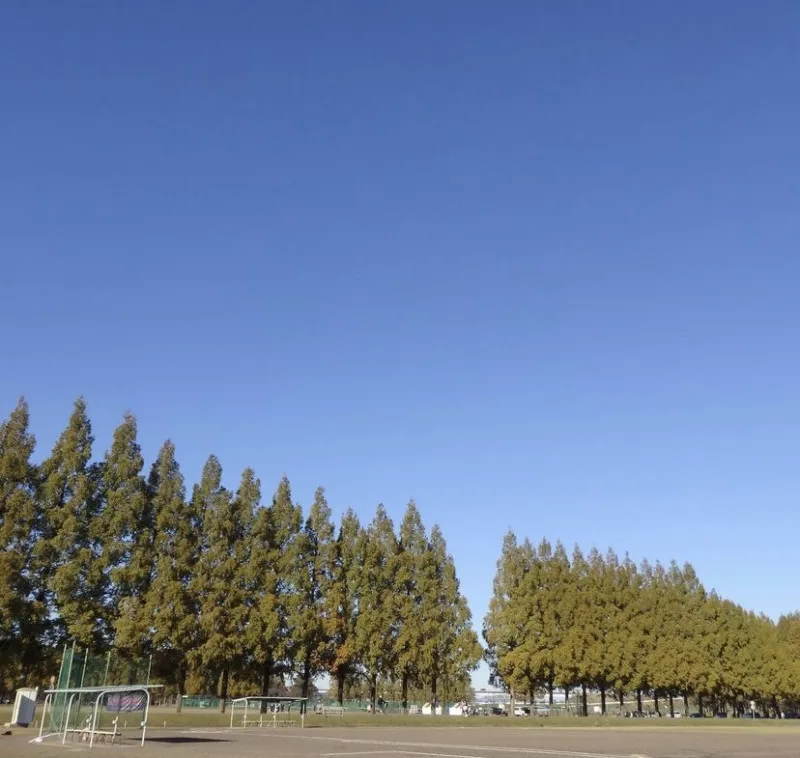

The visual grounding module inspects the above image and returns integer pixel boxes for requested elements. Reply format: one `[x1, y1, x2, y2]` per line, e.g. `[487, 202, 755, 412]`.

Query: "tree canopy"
[2, 397, 797, 717]
[484, 531, 800, 717]
[0, 398, 481, 711]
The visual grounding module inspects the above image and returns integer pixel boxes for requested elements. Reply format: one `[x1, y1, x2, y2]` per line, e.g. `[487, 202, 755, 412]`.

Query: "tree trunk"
[509, 686, 515, 718]
[548, 680, 554, 708]
[260, 657, 272, 713]
[683, 692, 689, 716]
[698, 693, 704, 717]
[618, 690, 624, 714]
[637, 689, 643, 713]
[175, 669, 185, 713]
[772, 696, 781, 720]
[600, 686, 606, 715]
[669, 693, 674, 718]
[336, 668, 345, 706]
[370, 673, 377, 713]
[401, 671, 409, 711]
[301, 652, 312, 699]
[564, 686, 570, 714]
[431, 675, 438, 710]
[219, 667, 229, 713]
[581, 683, 588, 717]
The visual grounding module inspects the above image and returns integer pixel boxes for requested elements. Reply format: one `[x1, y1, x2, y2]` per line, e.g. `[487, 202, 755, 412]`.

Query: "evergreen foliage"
[3, 396, 799, 717]
[99, 414, 153, 653]
[36, 399, 106, 648]
[192, 460, 253, 712]
[0, 399, 43, 681]
[324, 508, 362, 704]
[145, 439, 196, 711]
[484, 530, 800, 717]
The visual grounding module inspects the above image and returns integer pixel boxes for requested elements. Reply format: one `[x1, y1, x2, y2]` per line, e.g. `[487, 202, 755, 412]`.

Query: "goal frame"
[229, 696, 308, 729]
[33, 684, 162, 749]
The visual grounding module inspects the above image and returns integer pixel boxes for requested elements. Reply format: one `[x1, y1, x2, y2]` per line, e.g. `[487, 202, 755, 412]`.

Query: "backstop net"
[49, 645, 153, 738]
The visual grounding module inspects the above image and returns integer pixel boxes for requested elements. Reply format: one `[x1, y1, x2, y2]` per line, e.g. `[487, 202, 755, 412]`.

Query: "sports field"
[4, 723, 800, 758]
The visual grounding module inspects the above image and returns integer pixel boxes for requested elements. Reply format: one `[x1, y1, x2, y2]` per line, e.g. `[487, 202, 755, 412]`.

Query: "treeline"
[484, 533, 800, 717]
[0, 398, 482, 711]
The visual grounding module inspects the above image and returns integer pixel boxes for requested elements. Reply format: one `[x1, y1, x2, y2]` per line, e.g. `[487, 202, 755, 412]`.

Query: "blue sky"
[2, 1, 799, 687]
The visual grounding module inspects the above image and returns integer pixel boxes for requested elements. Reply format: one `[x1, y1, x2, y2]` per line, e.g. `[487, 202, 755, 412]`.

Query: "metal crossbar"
[33, 685, 162, 749]
[229, 696, 308, 729]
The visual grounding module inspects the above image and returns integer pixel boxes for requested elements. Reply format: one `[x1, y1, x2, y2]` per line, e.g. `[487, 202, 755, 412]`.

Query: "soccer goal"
[33, 684, 161, 748]
[30, 644, 160, 749]
[229, 696, 308, 728]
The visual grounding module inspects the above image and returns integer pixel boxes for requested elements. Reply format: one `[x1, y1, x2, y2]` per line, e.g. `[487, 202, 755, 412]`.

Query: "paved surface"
[2, 725, 799, 758]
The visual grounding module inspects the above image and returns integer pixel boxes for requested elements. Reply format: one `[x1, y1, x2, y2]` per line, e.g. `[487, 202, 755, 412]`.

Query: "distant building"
[472, 688, 566, 705]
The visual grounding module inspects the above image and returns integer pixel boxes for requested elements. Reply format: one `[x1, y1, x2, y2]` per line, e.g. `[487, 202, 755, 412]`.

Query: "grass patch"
[5, 702, 800, 732]
[136, 709, 800, 730]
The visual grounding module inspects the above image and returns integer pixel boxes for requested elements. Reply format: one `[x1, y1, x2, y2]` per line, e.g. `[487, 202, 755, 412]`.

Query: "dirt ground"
[3, 724, 800, 758]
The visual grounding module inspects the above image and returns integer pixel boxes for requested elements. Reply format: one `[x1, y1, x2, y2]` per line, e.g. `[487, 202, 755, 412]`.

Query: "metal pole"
[61, 694, 77, 744]
[145, 655, 152, 686]
[38, 693, 52, 739]
[79, 648, 89, 688]
[56, 643, 75, 734]
[103, 651, 111, 687]
[74, 649, 89, 729]
[89, 692, 102, 749]
[67, 641, 76, 687]
[141, 688, 150, 748]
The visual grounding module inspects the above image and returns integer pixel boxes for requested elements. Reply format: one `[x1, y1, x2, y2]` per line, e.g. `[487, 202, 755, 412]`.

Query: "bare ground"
[4, 723, 800, 758]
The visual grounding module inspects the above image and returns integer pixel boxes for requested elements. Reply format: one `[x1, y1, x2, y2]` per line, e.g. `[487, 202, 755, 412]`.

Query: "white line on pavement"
[259, 733, 634, 758]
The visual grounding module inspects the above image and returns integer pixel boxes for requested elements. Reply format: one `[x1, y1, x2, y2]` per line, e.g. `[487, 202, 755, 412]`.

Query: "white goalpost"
[229, 696, 308, 729]
[32, 684, 162, 749]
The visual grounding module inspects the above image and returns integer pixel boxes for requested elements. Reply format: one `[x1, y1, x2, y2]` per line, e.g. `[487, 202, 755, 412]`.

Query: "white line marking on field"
[322, 752, 488, 758]
[259, 734, 631, 758]
[321, 752, 401, 757]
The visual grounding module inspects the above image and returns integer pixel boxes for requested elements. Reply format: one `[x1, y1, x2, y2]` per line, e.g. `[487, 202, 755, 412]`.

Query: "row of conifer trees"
[4, 397, 799, 716]
[0, 398, 481, 711]
[483, 533, 800, 716]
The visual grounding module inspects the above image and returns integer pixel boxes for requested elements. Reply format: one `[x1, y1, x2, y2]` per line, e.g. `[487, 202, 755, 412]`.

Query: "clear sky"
[2, 2, 799, 687]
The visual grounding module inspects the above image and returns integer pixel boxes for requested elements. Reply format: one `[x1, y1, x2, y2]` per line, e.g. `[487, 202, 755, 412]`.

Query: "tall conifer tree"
[324, 508, 363, 704]
[145, 440, 197, 711]
[0, 399, 43, 682]
[483, 532, 532, 705]
[193, 460, 254, 712]
[99, 414, 154, 654]
[290, 486, 334, 699]
[394, 500, 428, 709]
[420, 526, 481, 704]
[354, 504, 398, 711]
[37, 398, 106, 647]
[246, 476, 302, 699]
